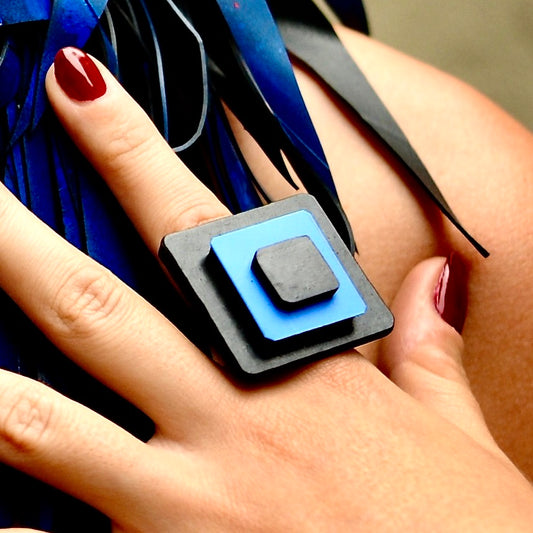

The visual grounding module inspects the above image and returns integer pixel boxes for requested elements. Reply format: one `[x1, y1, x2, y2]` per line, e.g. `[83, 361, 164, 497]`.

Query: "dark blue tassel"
[184, 0, 355, 250]
[213, 0, 337, 194]
[204, 96, 264, 213]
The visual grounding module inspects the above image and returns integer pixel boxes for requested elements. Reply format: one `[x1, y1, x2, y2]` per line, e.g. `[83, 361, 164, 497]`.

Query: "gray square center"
[252, 235, 339, 309]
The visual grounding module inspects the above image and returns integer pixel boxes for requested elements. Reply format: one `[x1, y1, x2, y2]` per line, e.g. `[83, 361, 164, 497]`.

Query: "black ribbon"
[269, 0, 489, 257]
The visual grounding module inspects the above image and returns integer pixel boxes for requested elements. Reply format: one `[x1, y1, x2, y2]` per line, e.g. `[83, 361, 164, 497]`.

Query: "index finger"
[45, 47, 230, 255]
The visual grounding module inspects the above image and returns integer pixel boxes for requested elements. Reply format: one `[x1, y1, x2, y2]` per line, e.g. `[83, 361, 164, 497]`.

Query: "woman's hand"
[0, 48, 531, 532]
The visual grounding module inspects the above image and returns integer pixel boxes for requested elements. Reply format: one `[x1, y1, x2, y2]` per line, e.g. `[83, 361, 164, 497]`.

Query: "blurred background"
[363, 0, 533, 131]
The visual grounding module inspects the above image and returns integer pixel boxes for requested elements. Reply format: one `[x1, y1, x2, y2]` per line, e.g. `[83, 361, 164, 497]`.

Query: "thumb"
[378, 255, 500, 454]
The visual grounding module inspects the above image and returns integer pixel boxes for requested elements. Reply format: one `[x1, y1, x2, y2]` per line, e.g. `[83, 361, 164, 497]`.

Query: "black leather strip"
[269, 0, 489, 257]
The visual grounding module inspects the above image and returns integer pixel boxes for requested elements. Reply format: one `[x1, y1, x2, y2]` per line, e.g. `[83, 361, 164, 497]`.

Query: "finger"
[377, 256, 501, 453]
[0, 371, 155, 526]
[45, 47, 230, 255]
[0, 182, 226, 428]
[2, 530, 44, 532]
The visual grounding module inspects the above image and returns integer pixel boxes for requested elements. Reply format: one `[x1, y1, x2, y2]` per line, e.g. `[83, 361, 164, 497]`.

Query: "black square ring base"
[159, 194, 394, 379]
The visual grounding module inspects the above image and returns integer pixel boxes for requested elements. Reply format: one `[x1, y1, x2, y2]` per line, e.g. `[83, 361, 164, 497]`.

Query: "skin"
[0, 31, 532, 531]
[315, 28, 533, 475]
[233, 27, 533, 475]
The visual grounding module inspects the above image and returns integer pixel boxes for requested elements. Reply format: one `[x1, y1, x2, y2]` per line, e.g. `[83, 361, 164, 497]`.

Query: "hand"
[0, 48, 531, 532]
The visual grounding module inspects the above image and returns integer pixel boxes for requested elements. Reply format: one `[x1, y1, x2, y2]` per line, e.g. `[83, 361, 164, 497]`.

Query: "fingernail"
[434, 253, 469, 333]
[54, 47, 107, 101]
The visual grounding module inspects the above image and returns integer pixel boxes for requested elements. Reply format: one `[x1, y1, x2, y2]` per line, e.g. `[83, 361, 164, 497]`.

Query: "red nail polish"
[54, 47, 107, 101]
[434, 253, 469, 333]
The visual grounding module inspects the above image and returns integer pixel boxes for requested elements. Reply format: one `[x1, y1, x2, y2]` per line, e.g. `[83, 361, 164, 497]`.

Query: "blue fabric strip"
[24, 125, 58, 229]
[205, 98, 263, 213]
[214, 0, 337, 196]
[0, 0, 51, 25]
[0, 44, 22, 108]
[49, 130, 85, 249]
[10, 0, 109, 144]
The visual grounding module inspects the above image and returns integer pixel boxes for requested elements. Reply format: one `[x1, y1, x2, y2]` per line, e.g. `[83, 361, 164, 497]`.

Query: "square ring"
[159, 194, 393, 378]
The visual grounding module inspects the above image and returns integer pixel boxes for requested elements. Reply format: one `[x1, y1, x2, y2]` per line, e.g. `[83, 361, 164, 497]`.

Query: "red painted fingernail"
[434, 253, 469, 333]
[54, 47, 107, 101]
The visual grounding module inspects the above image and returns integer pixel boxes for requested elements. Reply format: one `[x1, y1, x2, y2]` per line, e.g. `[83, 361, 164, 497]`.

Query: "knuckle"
[102, 115, 156, 174]
[50, 264, 124, 337]
[239, 408, 300, 460]
[410, 341, 466, 381]
[161, 192, 228, 233]
[0, 383, 55, 455]
[303, 352, 374, 397]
